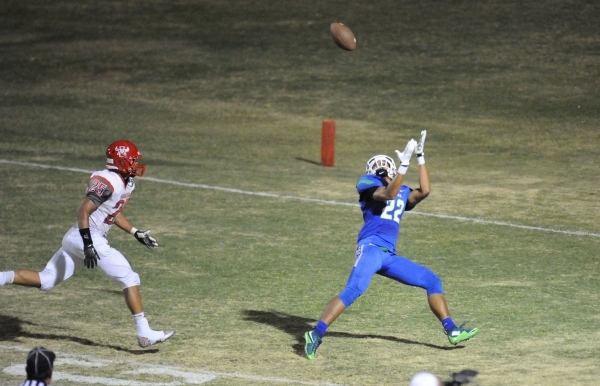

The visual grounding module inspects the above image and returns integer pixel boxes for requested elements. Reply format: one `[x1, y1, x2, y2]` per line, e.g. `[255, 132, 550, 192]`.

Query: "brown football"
[330, 22, 356, 51]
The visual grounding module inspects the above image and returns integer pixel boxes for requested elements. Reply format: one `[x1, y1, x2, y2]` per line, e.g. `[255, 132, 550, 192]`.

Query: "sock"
[133, 312, 165, 342]
[314, 320, 328, 337]
[442, 317, 456, 332]
[0, 271, 15, 286]
[133, 312, 151, 336]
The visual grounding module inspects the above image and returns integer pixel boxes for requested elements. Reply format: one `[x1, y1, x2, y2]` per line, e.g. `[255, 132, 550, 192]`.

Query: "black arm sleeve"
[359, 186, 379, 202]
[405, 188, 416, 211]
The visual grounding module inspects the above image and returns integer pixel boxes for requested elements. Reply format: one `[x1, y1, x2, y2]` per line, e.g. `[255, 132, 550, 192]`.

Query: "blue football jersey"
[356, 174, 412, 252]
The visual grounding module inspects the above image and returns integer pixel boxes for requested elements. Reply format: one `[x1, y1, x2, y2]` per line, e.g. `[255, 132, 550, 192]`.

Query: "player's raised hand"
[416, 130, 426, 155]
[396, 138, 417, 174]
[416, 130, 426, 165]
[395, 139, 417, 175]
[396, 139, 417, 165]
[133, 229, 159, 249]
[83, 245, 100, 269]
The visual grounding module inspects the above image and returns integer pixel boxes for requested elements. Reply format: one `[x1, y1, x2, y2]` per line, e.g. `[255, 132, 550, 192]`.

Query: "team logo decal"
[355, 245, 364, 260]
[115, 146, 129, 157]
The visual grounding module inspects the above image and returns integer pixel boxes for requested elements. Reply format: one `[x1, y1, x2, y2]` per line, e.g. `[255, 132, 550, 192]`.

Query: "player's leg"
[12, 270, 41, 287]
[93, 239, 174, 347]
[304, 244, 383, 360]
[122, 285, 174, 348]
[124, 285, 143, 314]
[0, 270, 38, 287]
[428, 293, 450, 320]
[1, 248, 80, 290]
[318, 296, 346, 326]
[380, 255, 479, 345]
[303, 296, 345, 360]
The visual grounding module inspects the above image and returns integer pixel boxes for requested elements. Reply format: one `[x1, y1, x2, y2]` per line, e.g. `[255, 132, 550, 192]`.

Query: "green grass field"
[1, 1, 599, 385]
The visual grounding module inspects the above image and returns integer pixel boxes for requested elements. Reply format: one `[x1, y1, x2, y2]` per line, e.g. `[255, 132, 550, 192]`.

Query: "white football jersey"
[84, 169, 135, 235]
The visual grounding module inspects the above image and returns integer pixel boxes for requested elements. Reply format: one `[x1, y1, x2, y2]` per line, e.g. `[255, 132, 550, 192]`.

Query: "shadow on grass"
[0, 314, 158, 355]
[242, 310, 463, 358]
[295, 157, 322, 166]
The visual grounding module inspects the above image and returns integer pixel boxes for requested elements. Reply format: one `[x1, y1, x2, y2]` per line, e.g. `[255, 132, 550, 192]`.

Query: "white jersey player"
[1, 140, 174, 348]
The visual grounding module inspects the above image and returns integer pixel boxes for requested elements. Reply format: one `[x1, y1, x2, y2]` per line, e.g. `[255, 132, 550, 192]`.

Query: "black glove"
[132, 229, 159, 249]
[79, 228, 100, 269]
[83, 244, 100, 269]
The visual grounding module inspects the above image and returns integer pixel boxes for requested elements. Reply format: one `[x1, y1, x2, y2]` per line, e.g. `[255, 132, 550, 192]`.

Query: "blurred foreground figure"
[21, 346, 55, 386]
[410, 372, 442, 386]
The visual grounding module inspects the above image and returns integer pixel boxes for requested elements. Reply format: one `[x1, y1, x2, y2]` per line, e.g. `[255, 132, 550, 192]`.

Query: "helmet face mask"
[106, 140, 146, 177]
[365, 155, 396, 179]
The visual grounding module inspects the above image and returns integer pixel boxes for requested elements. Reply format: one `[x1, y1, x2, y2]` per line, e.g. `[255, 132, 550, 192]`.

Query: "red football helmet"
[106, 140, 146, 177]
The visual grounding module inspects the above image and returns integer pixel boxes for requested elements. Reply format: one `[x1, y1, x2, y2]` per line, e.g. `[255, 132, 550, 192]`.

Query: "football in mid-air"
[330, 22, 356, 51]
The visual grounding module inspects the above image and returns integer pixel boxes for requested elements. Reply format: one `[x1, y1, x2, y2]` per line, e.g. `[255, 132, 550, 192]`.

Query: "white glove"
[131, 228, 159, 249]
[395, 139, 417, 175]
[416, 130, 426, 165]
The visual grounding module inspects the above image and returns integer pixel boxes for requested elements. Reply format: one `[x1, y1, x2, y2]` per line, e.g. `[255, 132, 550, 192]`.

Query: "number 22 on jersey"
[381, 198, 405, 224]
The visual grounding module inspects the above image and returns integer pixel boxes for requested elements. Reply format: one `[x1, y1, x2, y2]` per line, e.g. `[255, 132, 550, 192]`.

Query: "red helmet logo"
[106, 140, 146, 177]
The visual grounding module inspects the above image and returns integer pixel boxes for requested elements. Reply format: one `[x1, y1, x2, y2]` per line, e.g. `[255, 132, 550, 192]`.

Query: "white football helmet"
[365, 154, 396, 179]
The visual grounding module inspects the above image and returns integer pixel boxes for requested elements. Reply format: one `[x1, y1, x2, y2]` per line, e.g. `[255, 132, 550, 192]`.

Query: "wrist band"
[398, 165, 409, 175]
[130, 227, 138, 235]
[79, 228, 93, 248]
[417, 155, 426, 165]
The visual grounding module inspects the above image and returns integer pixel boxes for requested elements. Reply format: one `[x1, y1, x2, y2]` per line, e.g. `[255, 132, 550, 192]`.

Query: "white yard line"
[1, 345, 344, 385]
[1, 159, 598, 238]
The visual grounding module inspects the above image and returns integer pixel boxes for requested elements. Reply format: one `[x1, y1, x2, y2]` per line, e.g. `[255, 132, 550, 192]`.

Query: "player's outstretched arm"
[114, 212, 134, 234]
[115, 214, 159, 249]
[373, 139, 416, 201]
[407, 131, 430, 209]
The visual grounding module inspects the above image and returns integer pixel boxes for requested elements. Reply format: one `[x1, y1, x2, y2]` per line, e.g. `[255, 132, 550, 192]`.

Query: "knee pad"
[339, 287, 363, 307]
[118, 271, 141, 289]
[424, 271, 443, 296]
[39, 268, 58, 291]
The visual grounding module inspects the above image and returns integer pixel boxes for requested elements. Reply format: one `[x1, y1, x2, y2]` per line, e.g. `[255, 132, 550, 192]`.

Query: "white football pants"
[38, 226, 141, 291]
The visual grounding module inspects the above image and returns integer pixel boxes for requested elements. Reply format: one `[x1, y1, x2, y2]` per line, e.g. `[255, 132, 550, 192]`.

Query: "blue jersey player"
[304, 131, 479, 360]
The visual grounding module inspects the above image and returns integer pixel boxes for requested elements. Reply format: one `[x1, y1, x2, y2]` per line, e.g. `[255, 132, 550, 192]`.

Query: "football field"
[1, 1, 599, 385]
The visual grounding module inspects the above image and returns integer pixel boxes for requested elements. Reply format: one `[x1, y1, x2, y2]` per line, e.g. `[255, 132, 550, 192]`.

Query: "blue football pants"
[338, 243, 443, 307]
